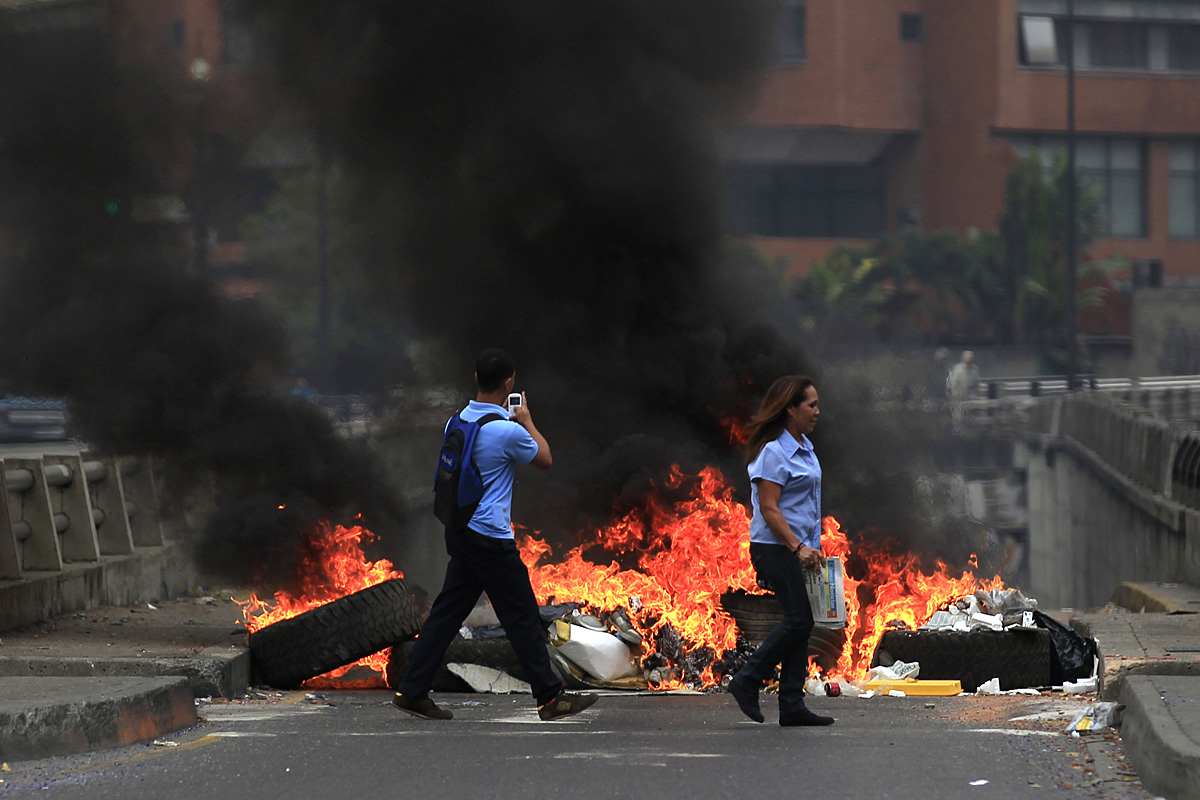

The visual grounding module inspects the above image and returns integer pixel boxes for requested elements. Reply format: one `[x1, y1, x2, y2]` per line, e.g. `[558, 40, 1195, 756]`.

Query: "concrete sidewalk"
[0, 590, 252, 763]
[0, 581, 1199, 800]
[1072, 582, 1200, 800]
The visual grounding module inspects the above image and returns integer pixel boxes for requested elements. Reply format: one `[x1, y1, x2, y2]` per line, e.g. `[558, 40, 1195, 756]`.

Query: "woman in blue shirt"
[728, 375, 835, 727]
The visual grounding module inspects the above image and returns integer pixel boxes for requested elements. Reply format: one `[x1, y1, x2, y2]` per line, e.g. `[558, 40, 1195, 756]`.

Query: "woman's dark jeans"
[733, 542, 815, 716]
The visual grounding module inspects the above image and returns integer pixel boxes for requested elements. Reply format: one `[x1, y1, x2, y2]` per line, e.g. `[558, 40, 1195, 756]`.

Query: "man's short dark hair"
[475, 348, 516, 392]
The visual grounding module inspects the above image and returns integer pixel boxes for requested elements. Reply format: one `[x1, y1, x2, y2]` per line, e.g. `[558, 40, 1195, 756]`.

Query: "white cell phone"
[507, 393, 522, 417]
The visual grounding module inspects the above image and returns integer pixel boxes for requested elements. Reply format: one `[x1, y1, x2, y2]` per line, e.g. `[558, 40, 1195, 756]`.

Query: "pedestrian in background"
[946, 350, 979, 431]
[728, 375, 834, 727]
[392, 348, 598, 722]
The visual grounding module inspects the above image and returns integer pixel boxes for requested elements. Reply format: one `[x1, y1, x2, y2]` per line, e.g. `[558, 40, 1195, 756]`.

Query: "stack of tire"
[719, 590, 846, 672]
[872, 627, 1053, 692]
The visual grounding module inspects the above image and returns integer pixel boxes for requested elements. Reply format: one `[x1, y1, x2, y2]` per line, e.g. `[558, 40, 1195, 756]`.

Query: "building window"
[171, 20, 186, 50]
[1009, 135, 1145, 238]
[900, 14, 924, 43]
[724, 162, 885, 239]
[1018, 15, 1067, 66]
[1169, 142, 1200, 238]
[775, 0, 806, 62]
[1088, 20, 1149, 69]
[1168, 25, 1200, 71]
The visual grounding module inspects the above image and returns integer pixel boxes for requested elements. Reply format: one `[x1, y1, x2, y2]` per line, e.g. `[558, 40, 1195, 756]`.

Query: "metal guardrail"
[985, 374, 1200, 398]
[980, 375, 1200, 422]
[0, 453, 164, 580]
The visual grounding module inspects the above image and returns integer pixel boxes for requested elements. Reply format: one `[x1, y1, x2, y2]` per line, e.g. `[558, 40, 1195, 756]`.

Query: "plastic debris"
[969, 779, 989, 786]
[1060, 676, 1098, 694]
[887, 689, 906, 697]
[868, 661, 919, 681]
[150, 740, 178, 747]
[548, 618, 640, 681]
[1064, 702, 1121, 733]
[863, 678, 961, 696]
[969, 611, 1003, 631]
[447, 663, 531, 694]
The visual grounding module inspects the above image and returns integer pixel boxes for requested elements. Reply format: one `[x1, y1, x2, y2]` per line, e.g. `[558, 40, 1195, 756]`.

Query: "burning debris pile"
[520, 466, 1009, 689]
[240, 466, 1017, 693]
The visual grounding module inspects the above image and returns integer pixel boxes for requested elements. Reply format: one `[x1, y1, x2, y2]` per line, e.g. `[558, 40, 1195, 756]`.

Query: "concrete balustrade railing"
[0, 454, 163, 581]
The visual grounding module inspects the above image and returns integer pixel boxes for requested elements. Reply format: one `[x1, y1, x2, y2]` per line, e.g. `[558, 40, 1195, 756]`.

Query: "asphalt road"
[0, 690, 1158, 800]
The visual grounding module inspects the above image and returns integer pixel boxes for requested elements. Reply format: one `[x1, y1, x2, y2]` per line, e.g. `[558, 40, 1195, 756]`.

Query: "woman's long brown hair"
[744, 375, 815, 466]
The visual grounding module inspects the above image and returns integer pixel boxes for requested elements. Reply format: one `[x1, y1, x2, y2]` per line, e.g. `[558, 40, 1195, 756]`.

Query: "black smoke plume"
[0, 11, 403, 590]
[247, 0, 956, 568]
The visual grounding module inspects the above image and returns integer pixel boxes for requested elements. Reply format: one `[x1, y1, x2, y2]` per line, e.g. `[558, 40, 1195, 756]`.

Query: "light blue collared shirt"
[747, 429, 822, 548]
[454, 400, 540, 539]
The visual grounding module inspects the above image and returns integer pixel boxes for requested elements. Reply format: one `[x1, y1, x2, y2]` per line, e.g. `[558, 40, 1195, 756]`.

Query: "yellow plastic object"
[861, 678, 962, 696]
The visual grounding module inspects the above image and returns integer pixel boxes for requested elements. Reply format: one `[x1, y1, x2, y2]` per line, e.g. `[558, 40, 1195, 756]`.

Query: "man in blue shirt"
[393, 349, 598, 722]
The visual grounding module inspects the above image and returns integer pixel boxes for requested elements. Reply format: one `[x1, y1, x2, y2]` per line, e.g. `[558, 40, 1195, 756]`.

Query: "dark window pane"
[831, 193, 882, 237]
[900, 14, 924, 43]
[775, 2, 806, 61]
[1169, 174, 1198, 238]
[1089, 21, 1148, 69]
[1169, 25, 1200, 71]
[1110, 173, 1143, 236]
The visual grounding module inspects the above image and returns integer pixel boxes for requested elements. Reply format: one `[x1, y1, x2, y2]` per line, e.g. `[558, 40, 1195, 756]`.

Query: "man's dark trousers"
[397, 528, 562, 706]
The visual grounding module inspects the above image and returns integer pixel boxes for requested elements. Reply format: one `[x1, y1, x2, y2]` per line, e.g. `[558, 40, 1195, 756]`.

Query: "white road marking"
[551, 752, 727, 759]
[201, 704, 330, 722]
[206, 732, 280, 738]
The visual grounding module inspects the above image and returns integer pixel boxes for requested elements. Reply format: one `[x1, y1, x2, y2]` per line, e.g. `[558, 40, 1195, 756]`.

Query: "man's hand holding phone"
[508, 392, 530, 425]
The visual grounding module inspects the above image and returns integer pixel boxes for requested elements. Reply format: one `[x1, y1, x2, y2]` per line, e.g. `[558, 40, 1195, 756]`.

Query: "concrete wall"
[1132, 288, 1200, 377]
[1023, 394, 1200, 608]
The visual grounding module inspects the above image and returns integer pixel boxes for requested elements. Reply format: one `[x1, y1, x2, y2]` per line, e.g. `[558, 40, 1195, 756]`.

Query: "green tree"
[998, 150, 1112, 371]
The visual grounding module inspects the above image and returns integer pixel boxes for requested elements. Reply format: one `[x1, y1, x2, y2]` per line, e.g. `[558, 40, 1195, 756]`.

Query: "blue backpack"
[433, 412, 504, 533]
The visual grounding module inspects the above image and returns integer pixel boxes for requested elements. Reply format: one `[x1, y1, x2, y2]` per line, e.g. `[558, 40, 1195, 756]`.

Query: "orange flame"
[520, 465, 761, 688]
[818, 517, 1004, 680]
[239, 521, 403, 686]
[522, 466, 1004, 687]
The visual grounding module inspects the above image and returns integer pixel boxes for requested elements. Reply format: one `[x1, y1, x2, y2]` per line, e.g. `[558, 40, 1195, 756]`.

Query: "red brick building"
[722, 0, 1200, 293]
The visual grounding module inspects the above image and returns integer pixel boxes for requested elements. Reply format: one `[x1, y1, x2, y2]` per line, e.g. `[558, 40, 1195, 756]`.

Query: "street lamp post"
[1065, 0, 1078, 390]
[189, 57, 212, 277]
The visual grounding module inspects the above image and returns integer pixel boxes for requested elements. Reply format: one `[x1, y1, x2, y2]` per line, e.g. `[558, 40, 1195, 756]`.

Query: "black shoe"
[728, 678, 764, 723]
[537, 691, 598, 721]
[392, 693, 453, 720]
[779, 708, 835, 727]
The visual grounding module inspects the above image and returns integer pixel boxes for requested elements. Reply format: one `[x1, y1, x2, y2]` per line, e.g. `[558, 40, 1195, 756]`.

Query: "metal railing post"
[5, 459, 63, 572]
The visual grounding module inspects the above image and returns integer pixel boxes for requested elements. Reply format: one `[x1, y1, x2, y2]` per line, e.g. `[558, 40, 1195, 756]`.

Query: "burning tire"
[872, 628, 1053, 692]
[249, 578, 421, 689]
[386, 638, 528, 691]
[719, 590, 846, 672]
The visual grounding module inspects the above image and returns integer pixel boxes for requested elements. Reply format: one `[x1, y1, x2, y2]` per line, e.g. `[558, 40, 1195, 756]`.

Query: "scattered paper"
[976, 678, 1002, 695]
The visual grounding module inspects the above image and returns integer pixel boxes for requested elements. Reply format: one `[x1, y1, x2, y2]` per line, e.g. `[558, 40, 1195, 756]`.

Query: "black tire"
[386, 637, 529, 691]
[872, 629, 1053, 692]
[720, 590, 846, 672]
[249, 578, 421, 689]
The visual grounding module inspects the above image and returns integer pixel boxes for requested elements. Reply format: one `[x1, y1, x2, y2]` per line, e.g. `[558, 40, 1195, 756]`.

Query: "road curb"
[0, 647, 250, 699]
[0, 676, 197, 762]
[1111, 582, 1200, 614]
[1119, 675, 1200, 800]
